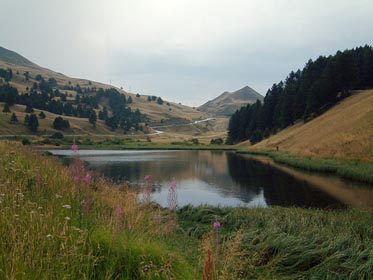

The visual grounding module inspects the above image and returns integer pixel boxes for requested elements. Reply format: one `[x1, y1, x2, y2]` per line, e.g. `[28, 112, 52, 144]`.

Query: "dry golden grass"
[238, 90, 373, 161]
[0, 60, 225, 139]
[130, 94, 207, 122]
[0, 103, 118, 135]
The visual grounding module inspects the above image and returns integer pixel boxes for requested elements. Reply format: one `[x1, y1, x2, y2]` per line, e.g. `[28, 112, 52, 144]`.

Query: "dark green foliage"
[24, 71, 29, 81]
[136, 93, 140, 98]
[89, 109, 97, 127]
[25, 113, 39, 132]
[191, 138, 199, 144]
[10, 112, 18, 123]
[98, 106, 108, 121]
[157, 97, 163, 105]
[228, 45, 373, 144]
[127, 96, 133, 104]
[0, 68, 12, 81]
[147, 96, 152, 102]
[96, 88, 145, 132]
[0, 84, 18, 105]
[35, 74, 43, 81]
[38, 111, 46, 119]
[2, 103, 10, 113]
[25, 104, 34, 113]
[21, 138, 31, 145]
[51, 132, 64, 139]
[210, 138, 224, 145]
[53, 117, 70, 130]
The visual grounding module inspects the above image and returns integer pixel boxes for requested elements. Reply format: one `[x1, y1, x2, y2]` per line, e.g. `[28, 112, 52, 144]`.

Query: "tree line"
[0, 74, 146, 132]
[227, 45, 373, 144]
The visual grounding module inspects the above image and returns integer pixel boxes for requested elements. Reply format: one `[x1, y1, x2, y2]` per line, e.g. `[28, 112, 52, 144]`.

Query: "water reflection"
[50, 149, 373, 209]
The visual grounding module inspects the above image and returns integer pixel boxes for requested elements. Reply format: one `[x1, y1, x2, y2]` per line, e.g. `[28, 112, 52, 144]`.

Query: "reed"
[178, 205, 373, 279]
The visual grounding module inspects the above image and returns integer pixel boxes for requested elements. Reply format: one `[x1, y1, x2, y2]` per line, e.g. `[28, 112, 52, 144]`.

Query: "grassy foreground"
[237, 149, 373, 184]
[0, 141, 372, 279]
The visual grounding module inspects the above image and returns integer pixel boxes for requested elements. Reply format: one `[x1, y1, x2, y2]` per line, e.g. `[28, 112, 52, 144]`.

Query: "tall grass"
[237, 149, 373, 184]
[1, 141, 372, 279]
[178, 205, 373, 279]
[0, 141, 193, 279]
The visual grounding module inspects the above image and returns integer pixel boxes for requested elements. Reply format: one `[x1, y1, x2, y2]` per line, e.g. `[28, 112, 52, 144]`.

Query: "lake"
[49, 149, 373, 209]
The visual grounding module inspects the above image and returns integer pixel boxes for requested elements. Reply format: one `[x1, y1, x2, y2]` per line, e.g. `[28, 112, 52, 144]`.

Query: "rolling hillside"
[237, 90, 373, 161]
[199, 86, 263, 117]
[0, 46, 219, 139]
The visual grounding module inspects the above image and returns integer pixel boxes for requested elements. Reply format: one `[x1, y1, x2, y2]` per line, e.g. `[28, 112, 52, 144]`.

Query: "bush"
[53, 117, 70, 130]
[51, 132, 64, 139]
[22, 138, 31, 145]
[210, 138, 224, 145]
[191, 138, 199, 145]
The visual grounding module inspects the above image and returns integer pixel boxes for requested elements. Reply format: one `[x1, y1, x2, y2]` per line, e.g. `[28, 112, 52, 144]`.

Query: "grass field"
[237, 149, 373, 184]
[237, 90, 373, 162]
[0, 141, 372, 279]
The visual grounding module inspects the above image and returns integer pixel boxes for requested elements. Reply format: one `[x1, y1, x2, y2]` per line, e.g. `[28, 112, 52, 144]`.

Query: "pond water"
[49, 149, 373, 209]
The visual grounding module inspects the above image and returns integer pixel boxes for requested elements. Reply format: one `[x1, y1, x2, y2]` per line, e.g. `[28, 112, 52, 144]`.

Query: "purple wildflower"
[213, 221, 221, 228]
[71, 143, 78, 152]
[144, 175, 151, 181]
[170, 180, 177, 192]
[84, 173, 91, 185]
[115, 205, 123, 218]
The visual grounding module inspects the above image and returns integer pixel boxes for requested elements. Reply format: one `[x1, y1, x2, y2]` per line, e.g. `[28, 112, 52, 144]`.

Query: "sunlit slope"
[0, 103, 117, 135]
[0, 46, 207, 131]
[237, 90, 373, 161]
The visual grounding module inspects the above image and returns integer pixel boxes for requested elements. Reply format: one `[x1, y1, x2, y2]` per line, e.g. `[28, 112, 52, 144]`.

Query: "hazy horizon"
[1, 0, 373, 106]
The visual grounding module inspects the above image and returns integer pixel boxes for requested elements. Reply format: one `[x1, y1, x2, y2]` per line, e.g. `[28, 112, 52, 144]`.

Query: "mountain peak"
[0, 46, 38, 68]
[199, 86, 263, 117]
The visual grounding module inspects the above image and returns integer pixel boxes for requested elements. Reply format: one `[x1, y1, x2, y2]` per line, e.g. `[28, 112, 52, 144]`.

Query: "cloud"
[1, 0, 373, 105]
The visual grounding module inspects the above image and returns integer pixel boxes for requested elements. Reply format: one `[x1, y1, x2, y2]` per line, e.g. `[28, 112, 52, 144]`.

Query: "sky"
[1, 0, 372, 106]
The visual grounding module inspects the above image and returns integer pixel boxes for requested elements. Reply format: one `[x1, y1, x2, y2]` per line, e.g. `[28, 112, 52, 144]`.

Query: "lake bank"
[1, 141, 372, 279]
[237, 149, 373, 184]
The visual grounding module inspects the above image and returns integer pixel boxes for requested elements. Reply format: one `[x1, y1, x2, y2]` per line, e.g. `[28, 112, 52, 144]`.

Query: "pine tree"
[2, 103, 10, 114]
[89, 109, 97, 127]
[10, 112, 18, 123]
[27, 114, 39, 132]
[39, 111, 46, 119]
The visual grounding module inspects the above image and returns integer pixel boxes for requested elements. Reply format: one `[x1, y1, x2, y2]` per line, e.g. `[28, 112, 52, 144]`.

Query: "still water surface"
[49, 150, 373, 209]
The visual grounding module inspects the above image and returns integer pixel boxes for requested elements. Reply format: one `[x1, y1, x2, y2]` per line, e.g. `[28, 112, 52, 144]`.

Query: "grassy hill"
[199, 86, 263, 117]
[0, 46, 227, 141]
[237, 89, 373, 161]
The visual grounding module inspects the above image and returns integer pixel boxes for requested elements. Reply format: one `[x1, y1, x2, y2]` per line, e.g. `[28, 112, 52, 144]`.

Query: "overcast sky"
[1, 0, 372, 106]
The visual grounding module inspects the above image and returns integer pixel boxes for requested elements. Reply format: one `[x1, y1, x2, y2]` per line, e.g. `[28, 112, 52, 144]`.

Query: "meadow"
[0, 141, 372, 279]
[237, 149, 373, 184]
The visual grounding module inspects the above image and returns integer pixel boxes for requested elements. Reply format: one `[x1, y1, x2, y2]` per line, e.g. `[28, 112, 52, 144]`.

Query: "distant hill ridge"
[199, 86, 263, 117]
[0, 45, 210, 137]
[0, 46, 38, 68]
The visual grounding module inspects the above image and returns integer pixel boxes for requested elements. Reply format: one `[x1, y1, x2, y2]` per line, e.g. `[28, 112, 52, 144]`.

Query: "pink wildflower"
[115, 205, 123, 218]
[170, 180, 177, 192]
[84, 173, 91, 185]
[71, 143, 78, 152]
[144, 175, 151, 181]
[114, 206, 123, 226]
[213, 220, 221, 228]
